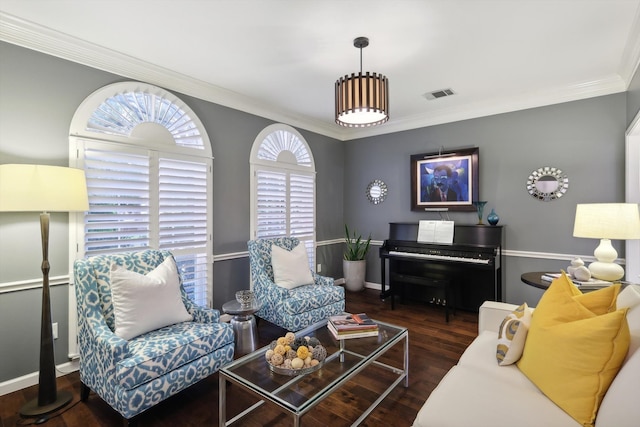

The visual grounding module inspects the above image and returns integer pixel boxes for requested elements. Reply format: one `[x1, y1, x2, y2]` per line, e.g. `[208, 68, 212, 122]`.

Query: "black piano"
[379, 222, 504, 316]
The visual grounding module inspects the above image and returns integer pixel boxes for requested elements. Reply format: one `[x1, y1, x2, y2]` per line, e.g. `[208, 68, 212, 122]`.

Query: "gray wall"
[0, 39, 634, 385]
[344, 94, 627, 306]
[0, 42, 345, 382]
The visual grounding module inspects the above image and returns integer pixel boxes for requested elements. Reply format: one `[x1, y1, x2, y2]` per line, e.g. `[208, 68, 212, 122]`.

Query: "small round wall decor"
[526, 166, 568, 202]
[366, 179, 388, 204]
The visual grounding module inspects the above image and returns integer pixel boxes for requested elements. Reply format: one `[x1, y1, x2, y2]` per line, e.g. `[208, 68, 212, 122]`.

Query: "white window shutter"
[255, 169, 287, 239]
[250, 125, 316, 271]
[79, 141, 212, 307]
[83, 146, 151, 254]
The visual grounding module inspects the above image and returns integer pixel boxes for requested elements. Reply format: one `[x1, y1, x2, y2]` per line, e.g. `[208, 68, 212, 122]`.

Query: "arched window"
[250, 124, 316, 269]
[69, 82, 213, 307]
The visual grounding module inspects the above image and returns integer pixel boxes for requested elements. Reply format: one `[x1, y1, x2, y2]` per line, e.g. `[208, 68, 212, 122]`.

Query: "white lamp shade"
[573, 203, 640, 240]
[0, 164, 89, 212]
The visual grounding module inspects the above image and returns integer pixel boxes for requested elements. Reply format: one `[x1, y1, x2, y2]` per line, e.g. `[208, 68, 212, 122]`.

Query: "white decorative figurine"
[573, 266, 592, 281]
[567, 257, 585, 277]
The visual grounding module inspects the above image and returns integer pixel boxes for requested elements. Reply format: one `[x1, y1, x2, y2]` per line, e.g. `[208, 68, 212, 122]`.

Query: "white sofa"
[413, 284, 640, 427]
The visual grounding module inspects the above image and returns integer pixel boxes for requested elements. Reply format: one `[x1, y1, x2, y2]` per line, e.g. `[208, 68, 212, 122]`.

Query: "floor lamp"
[0, 164, 88, 417]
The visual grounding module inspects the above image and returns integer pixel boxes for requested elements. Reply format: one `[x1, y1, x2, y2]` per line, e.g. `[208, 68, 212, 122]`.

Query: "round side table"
[222, 299, 262, 356]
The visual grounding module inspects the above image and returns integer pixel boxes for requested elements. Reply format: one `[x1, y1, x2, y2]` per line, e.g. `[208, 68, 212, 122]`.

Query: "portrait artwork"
[410, 147, 479, 211]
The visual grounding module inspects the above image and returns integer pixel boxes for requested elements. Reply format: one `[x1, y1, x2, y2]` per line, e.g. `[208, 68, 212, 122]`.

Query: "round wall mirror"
[366, 179, 388, 204]
[526, 166, 568, 201]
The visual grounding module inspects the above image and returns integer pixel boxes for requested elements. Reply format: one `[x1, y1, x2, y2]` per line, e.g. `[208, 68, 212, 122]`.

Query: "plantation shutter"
[69, 82, 214, 358]
[79, 140, 211, 306]
[290, 173, 315, 268]
[255, 169, 287, 239]
[158, 157, 211, 305]
[251, 125, 316, 271]
[84, 145, 151, 253]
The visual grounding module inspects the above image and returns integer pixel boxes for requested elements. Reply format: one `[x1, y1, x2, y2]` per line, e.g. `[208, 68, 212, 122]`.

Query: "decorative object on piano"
[526, 166, 568, 202]
[487, 208, 499, 226]
[265, 332, 327, 376]
[572, 203, 640, 281]
[343, 224, 371, 292]
[472, 201, 488, 225]
[366, 179, 388, 204]
[410, 147, 479, 212]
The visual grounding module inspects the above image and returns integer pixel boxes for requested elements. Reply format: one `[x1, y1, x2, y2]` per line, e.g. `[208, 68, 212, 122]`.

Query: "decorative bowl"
[268, 360, 324, 376]
[235, 290, 254, 307]
[265, 333, 327, 376]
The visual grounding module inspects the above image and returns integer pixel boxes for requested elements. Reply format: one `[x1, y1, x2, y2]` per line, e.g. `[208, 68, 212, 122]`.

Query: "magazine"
[541, 273, 612, 288]
[327, 322, 379, 340]
[328, 313, 378, 332]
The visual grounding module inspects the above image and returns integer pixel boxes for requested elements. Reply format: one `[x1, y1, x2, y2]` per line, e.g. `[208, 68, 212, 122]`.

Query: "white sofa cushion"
[412, 363, 579, 427]
[458, 331, 543, 392]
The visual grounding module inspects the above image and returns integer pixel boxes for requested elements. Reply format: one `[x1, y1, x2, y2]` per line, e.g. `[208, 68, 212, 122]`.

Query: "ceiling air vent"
[423, 88, 455, 101]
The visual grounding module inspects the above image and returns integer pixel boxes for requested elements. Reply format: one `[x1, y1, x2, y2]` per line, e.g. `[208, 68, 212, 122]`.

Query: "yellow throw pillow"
[496, 303, 532, 365]
[517, 273, 629, 427]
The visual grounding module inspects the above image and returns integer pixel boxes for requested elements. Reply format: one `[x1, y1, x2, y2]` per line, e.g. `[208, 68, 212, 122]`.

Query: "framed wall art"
[410, 147, 479, 211]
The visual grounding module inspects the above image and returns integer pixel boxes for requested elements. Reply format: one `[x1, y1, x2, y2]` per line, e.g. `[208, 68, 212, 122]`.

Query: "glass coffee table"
[219, 317, 408, 426]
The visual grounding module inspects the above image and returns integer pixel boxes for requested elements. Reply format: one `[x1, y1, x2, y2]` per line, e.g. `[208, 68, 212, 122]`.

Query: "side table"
[520, 271, 551, 291]
[222, 299, 262, 356]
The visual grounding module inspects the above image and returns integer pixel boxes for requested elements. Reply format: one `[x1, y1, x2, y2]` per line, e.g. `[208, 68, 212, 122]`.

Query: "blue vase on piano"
[487, 209, 499, 226]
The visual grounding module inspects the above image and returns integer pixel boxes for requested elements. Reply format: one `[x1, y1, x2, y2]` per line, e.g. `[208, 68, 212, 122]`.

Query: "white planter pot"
[343, 259, 366, 292]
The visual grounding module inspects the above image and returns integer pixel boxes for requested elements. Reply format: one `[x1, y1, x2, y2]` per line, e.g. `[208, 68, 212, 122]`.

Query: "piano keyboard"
[388, 250, 491, 265]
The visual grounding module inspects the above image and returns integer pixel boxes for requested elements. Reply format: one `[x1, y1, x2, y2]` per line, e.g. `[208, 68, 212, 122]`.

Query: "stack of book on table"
[541, 273, 613, 290]
[328, 313, 378, 339]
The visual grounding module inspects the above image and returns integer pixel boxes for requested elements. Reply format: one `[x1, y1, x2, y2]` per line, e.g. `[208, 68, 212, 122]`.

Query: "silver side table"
[222, 299, 262, 356]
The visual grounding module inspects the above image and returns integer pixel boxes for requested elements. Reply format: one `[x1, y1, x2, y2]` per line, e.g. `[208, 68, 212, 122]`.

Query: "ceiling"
[1, 1, 639, 141]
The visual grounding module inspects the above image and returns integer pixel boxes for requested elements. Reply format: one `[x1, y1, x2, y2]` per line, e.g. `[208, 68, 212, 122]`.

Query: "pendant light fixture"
[335, 36, 389, 127]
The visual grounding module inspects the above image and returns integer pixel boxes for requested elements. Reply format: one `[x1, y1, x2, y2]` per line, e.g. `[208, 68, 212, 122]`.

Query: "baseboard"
[337, 278, 382, 291]
[0, 360, 78, 397]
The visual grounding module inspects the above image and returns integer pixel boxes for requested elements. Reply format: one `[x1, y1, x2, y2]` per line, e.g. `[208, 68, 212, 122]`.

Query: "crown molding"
[619, 3, 640, 86]
[0, 13, 344, 140]
[341, 75, 627, 140]
[0, 12, 632, 143]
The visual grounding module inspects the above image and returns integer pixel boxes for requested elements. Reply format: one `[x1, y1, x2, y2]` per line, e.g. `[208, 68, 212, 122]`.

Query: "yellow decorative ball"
[274, 344, 286, 355]
[277, 337, 287, 346]
[296, 345, 310, 360]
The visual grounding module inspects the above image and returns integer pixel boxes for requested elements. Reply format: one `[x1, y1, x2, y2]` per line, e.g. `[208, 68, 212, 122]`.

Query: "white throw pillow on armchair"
[271, 242, 314, 289]
[110, 256, 193, 340]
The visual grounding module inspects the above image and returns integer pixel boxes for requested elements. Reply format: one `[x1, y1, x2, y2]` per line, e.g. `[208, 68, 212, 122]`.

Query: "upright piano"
[379, 222, 504, 313]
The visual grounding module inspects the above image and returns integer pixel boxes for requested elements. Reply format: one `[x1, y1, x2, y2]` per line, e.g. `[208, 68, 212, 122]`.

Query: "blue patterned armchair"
[248, 237, 345, 331]
[73, 250, 235, 424]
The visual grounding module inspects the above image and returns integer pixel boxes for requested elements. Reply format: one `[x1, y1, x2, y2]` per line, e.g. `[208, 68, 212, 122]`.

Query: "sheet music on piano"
[417, 220, 454, 244]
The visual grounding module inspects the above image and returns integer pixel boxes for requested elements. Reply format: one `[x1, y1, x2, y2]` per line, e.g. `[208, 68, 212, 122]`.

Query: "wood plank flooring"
[0, 289, 478, 427]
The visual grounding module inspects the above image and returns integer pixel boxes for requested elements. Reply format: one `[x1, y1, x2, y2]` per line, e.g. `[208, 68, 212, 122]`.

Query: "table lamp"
[0, 164, 88, 418]
[572, 203, 640, 281]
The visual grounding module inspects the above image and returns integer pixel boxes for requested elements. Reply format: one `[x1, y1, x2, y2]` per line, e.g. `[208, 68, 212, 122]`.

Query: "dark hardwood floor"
[0, 289, 478, 427]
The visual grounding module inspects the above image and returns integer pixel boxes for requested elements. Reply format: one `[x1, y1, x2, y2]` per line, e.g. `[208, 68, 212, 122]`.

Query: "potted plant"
[343, 224, 371, 292]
